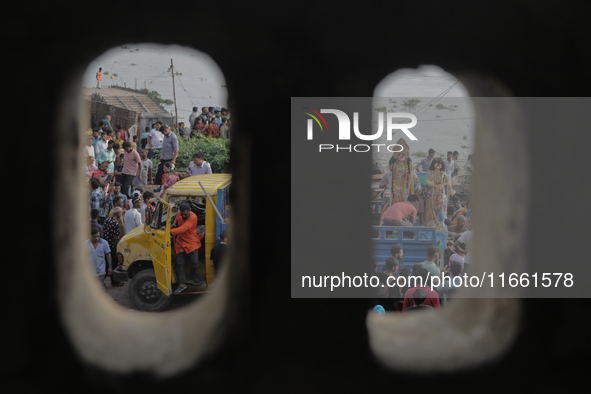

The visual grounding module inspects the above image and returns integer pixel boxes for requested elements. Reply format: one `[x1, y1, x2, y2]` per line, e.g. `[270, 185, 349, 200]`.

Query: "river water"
[372, 65, 475, 171]
[84, 48, 474, 167]
[82, 43, 228, 123]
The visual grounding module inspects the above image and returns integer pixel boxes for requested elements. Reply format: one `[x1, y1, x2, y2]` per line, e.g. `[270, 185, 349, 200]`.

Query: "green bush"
[141, 89, 174, 106]
[149, 133, 231, 174]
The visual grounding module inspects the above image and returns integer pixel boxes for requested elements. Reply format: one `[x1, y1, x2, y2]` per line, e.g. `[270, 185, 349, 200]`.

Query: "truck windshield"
[150, 203, 161, 229]
[168, 196, 205, 207]
[160, 205, 169, 227]
[150, 202, 169, 229]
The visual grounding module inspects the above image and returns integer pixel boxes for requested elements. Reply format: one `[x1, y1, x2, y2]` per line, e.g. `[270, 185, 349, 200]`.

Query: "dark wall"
[7, 0, 591, 392]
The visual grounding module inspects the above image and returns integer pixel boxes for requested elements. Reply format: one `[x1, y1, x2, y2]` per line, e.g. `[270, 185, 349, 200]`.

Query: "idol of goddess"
[422, 157, 455, 224]
[380, 138, 421, 213]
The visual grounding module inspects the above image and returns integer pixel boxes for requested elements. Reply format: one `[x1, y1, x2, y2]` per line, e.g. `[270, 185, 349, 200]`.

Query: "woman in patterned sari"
[103, 207, 124, 286]
[192, 117, 206, 138]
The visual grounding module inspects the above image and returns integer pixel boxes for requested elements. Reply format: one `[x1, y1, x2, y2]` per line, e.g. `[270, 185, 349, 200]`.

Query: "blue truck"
[372, 226, 438, 272]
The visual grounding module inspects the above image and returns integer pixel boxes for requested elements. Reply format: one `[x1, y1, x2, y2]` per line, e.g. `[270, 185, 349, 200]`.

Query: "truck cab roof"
[164, 174, 231, 199]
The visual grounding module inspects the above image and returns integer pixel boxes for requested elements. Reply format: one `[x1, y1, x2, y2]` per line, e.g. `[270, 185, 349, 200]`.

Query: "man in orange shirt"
[171, 203, 204, 293]
[450, 197, 467, 226]
[96, 67, 102, 89]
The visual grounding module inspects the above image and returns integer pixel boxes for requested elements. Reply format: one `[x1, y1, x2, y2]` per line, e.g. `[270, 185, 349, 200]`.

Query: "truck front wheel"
[128, 269, 172, 312]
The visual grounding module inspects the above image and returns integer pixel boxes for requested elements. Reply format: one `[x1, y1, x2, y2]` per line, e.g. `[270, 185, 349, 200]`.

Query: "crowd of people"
[373, 138, 474, 312]
[371, 243, 468, 312]
[139, 106, 232, 146]
[84, 107, 228, 288]
[185, 106, 231, 139]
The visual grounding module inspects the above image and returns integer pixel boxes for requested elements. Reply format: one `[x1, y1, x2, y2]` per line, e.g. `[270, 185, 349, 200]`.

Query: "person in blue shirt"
[102, 115, 112, 129]
[140, 126, 150, 150]
[89, 177, 109, 225]
[214, 110, 222, 128]
[85, 227, 112, 285]
[97, 140, 117, 174]
[92, 129, 101, 151]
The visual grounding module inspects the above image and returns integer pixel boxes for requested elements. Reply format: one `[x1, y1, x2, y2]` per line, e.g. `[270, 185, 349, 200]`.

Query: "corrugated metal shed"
[84, 87, 174, 135]
[83, 87, 169, 114]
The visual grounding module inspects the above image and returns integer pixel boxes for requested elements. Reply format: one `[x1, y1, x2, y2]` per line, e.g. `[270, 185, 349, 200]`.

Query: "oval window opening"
[58, 42, 244, 378]
[367, 65, 525, 372]
[81, 43, 231, 312]
[371, 65, 475, 310]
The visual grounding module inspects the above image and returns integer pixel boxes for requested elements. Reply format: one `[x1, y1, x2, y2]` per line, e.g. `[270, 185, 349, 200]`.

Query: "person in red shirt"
[402, 264, 441, 310]
[402, 289, 434, 312]
[170, 202, 204, 293]
[381, 194, 419, 226]
[192, 117, 206, 138]
[91, 161, 111, 184]
[116, 124, 126, 142]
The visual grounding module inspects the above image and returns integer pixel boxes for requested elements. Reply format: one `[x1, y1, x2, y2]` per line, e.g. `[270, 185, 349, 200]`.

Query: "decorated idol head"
[430, 157, 445, 172]
[393, 137, 410, 164]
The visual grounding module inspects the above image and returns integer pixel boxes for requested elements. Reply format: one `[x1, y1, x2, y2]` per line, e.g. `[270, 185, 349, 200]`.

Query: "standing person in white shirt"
[188, 107, 199, 129]
[455, 229, 472, 272]
[84, 136, 95, 160]
[133, 149, 153, 186]
[198, 107, 209, 124]
[95, 132, 109, 157]
[418, 148, 436, 172]
[444, 151, 455, 178]
[84, 156, 97, 181]
[124, 197, 143, 234]
[451, 151, 460, 178]
[147, 121, 163, 159]
[464, 154, 474, 174]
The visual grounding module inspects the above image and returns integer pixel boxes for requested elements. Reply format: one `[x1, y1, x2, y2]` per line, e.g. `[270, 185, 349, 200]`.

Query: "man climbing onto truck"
[171, 202, 205, 294]
[381, 194, 419, 226]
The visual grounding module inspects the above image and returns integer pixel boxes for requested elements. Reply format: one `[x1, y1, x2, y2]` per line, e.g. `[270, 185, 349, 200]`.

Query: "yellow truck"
[113, 174, 231, 311]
